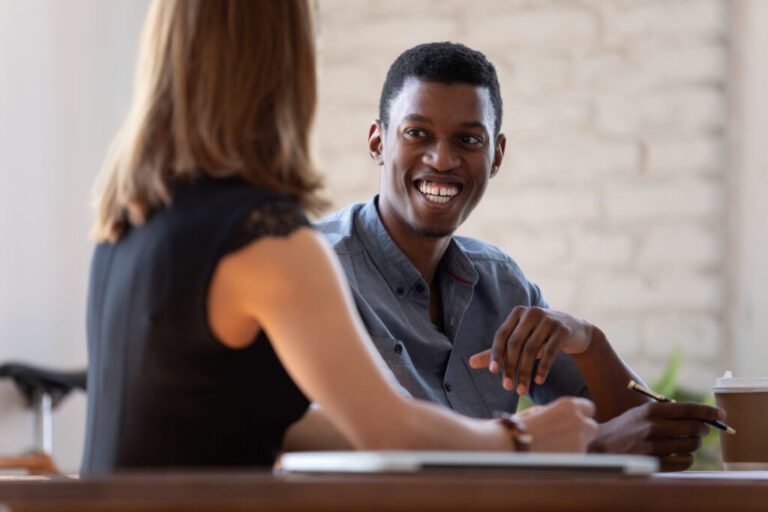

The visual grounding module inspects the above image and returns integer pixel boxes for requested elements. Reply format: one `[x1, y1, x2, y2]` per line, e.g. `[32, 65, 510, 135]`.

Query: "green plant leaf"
[652, 346, 682, 397]
[516, 394, 534, 412]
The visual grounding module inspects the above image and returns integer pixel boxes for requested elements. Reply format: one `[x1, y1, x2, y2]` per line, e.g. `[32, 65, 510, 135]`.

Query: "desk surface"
[1, 471, 767, 512]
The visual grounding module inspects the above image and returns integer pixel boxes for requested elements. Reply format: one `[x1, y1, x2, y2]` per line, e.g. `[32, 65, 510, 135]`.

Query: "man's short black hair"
[378, 42, 503, 135]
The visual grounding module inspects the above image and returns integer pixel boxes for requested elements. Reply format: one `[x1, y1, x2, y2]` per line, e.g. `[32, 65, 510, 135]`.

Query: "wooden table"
[1, 470, 767, 512]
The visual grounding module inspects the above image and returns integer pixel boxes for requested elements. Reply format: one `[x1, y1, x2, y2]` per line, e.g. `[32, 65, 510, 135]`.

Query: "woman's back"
[82, 178, 309, 473]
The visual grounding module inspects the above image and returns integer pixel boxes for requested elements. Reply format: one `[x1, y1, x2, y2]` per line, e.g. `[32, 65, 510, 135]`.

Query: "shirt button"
[444, 382, 452, 392]
[415, 283, 425, 293]
[396, 287, 405, 296]
[394, 343, 403, 354]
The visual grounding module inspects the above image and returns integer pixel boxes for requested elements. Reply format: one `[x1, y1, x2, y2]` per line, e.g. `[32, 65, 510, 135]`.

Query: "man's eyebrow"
[460, 121, 487, 131]
[402, 114, 432, 124]
[402, 115, 487, 131]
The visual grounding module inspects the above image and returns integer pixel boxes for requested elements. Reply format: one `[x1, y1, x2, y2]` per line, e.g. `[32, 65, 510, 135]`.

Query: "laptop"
[278, 451, 658, 475]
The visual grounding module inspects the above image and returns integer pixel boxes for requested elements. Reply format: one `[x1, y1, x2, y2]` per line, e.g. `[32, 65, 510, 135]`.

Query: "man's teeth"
[417, 181, 460, 204]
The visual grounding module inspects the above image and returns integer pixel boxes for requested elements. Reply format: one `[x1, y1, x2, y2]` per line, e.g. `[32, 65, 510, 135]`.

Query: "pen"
[627, 380, 736, 435]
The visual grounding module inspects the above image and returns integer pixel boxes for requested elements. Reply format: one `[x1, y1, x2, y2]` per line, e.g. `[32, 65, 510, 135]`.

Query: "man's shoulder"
[453, 234, 547, 307]
[314, 202, 366, 254]
[453, 235, 526, 276]
[453, 234, 512, 263]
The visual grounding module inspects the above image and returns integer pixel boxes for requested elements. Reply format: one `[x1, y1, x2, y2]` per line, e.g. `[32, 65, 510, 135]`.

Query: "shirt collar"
[355, 196, 478, 295]
[442, 238, 479, 287]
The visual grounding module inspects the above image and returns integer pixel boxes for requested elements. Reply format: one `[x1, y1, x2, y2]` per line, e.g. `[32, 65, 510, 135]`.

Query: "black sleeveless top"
[81, 177, 310, 474]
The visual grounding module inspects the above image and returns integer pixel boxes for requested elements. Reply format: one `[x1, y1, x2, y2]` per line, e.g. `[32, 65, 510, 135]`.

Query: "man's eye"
[404, 128, 427, 138]
[460, 135, 483, 145]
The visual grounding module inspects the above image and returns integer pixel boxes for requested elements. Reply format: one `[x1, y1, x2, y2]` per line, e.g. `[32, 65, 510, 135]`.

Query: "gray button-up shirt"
[316, 197, 589, 418]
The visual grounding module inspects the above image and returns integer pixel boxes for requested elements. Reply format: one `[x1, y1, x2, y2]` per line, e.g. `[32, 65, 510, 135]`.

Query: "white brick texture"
[583, 272, 721, 311]
[604, 179, 721, 224]
[317, 0, 728, 393]
[605, 0, 726, 40]
[643, 313, 721, 361]
[638, 225, 721, 271]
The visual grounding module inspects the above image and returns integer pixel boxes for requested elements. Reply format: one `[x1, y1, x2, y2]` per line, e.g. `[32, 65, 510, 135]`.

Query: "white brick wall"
[604, 179, 720, 223]
[647, 137, 725, 174]
[316, 0, 728, 392]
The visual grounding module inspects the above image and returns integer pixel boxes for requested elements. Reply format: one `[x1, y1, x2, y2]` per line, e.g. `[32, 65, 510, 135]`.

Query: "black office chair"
[0, 362, 86, 474]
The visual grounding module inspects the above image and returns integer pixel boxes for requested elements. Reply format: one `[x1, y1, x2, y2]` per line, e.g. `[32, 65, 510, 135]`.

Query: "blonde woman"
[82, 0, 597, 473]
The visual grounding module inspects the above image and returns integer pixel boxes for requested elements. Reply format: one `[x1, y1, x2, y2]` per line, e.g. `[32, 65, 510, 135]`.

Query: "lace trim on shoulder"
[224, 198, 310, 254]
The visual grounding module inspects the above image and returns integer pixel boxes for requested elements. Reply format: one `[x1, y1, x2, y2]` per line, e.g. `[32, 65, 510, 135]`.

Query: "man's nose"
[422, 140, 460, 172]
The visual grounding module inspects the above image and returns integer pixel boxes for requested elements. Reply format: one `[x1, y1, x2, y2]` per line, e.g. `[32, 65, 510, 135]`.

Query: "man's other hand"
[469, 306, 594, 396]
[589, 402, 725, 472]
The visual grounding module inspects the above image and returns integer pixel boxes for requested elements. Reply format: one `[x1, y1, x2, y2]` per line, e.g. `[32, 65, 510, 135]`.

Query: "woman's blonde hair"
[93, 0, 325, 242]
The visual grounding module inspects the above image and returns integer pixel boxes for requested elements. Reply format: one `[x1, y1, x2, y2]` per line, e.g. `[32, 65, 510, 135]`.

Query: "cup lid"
[714, 371, 768, 391]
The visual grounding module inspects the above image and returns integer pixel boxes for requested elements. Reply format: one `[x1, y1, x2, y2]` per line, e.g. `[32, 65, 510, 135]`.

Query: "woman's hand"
[516, 397, 598, 453]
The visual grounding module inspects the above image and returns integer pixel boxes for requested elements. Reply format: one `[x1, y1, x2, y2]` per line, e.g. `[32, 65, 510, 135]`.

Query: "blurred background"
[1, 0, 765, 472]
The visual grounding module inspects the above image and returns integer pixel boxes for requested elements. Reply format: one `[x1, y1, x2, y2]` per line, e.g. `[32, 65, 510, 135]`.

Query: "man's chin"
[410, 223, 454, 239]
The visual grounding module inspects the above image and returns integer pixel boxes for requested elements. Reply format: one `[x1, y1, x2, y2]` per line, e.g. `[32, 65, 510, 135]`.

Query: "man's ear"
[491, 133, 506, 178]
[368, 120, 384, 166]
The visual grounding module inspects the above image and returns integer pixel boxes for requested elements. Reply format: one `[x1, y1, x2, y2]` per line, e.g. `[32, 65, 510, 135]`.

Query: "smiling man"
[313, 42, 722, 471]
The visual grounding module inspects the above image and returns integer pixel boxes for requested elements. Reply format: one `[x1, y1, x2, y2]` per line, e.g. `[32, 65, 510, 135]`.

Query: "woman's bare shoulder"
[217, 227, 339, 303]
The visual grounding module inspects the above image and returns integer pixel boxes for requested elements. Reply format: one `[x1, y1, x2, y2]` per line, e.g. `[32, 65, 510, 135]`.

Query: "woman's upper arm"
[218, 227, 407, 448]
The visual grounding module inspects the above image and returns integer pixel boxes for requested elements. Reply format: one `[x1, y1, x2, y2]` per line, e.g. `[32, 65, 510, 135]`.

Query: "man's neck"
[375, 200, 452, 287]
[376, 206, 451, 286]
[397, 232, 450, 286]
